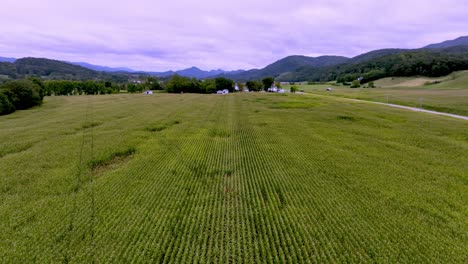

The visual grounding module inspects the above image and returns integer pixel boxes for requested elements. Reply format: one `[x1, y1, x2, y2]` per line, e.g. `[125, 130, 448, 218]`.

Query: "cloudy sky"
[1, 0, 467, 71]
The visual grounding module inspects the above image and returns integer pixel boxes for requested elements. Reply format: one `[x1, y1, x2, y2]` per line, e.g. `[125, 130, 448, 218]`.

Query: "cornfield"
[1, 93, 467, 263]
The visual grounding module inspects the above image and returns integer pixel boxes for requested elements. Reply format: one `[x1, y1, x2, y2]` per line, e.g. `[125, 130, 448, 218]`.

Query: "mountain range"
[1, 35, 468, 82]
[137, 67, 245, 79]
[221, 36, 468, 81]
[0, 57, 244, 79]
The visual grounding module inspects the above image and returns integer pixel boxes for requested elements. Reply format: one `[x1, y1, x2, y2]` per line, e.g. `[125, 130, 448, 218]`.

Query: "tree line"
[162, 75, 281, 94]
[0, 74, 285, 115]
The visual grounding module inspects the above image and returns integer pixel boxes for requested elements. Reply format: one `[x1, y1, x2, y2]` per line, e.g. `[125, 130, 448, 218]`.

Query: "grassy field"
[1, 93, 467, 262]
[285, 71, 468, 116]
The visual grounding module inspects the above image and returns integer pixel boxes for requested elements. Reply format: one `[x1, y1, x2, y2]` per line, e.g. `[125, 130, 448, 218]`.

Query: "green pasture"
[284, 71, 468, 115]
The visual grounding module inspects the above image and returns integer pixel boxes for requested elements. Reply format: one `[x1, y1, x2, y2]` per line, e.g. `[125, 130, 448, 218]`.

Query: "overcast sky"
[1, 0, 467, 71]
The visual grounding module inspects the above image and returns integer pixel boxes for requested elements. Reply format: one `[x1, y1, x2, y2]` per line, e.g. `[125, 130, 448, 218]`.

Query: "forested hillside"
[0, 58, 129, 82]
[221, 55, 349, 81]
[276, 46, 468, 83]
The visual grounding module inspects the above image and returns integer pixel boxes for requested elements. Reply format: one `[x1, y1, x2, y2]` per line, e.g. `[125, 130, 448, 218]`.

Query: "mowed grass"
[0, 93, 467, 263]
[285, 71, 468, 116]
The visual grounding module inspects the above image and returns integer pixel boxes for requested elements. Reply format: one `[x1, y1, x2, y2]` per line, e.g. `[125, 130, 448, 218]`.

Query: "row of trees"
[163, 75, 284, 94]
[42, 77, 162, 95]
[0, 74, 286, 115]
[164, 76, 235, 93]
[0, 78, 44, 115]
[43, 80, 121, 95]
[246, 77, 280, 92]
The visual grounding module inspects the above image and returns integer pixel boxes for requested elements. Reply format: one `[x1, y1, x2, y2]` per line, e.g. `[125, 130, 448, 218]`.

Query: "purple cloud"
[1, 0, 467, 71]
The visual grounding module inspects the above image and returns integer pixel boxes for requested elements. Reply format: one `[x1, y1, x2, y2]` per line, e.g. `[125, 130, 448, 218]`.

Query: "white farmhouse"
[216, 89, 230, 94]
[268, 87, 278, 93]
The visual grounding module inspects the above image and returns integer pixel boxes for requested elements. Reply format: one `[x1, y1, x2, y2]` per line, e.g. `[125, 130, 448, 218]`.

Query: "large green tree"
[145, 77, 162, 90]
[202, 79, 217, 94]
[166, 75, 202, 93]
[215, 77, 234, 92]
[262, 77, 274, 91]
[246, 80, 263, 91]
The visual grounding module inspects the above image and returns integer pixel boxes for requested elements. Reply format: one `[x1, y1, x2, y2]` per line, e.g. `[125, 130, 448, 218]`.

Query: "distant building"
[234, 85, 239, 91]
[268, 87, 278, 93]
[143, 90, 153, 95]
[278, 89, 285, 93]
[217, 89, 229, 94]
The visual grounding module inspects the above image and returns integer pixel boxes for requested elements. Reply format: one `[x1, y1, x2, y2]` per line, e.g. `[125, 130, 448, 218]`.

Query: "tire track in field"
[305, 93, 468, 121]
[61, 96, 93, 263]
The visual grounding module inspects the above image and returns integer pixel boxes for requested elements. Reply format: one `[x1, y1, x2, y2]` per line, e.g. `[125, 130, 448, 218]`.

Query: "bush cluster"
[0, 79, 44, 115]
[165, 75, 235, 93]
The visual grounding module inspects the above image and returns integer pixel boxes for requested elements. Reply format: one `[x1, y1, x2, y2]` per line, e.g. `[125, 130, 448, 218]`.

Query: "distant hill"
[14, 57, 99, 79]
[226, 36, 468, 82]
[0, 57, 16, 63]
[2, 35, 468, 83]
[222, 55, 349, 82]
[70, 61, 136, 72]
[277, 46, 468, 82]
[0, 57, 243, 81]
[347, 49, 408, 64]
[0, 57, 131, 82]
[172, 67, 224, 79]
[147, 67, 245, 79]
[424, 36, 468, 49]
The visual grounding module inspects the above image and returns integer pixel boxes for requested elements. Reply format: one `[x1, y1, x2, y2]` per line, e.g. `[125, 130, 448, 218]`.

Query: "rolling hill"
[70, 61, 136, 72]
[0, 57, 131, 82]
[146, 67, 245, 79]
[0, 57, 16, 63]
[220, 55, 349, 81]
[226, 36, 468, 82]
[275, 45, 468, 82]
[424, 36, 468, 49]
[2, 35, 468, 83]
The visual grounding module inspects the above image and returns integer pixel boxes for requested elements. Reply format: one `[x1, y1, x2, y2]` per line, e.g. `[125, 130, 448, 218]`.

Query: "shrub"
[0, 80, 43, 110]
[0, 92, 15, 115]
[350, 80, 361, 88]
[290, 85, 298, 93]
